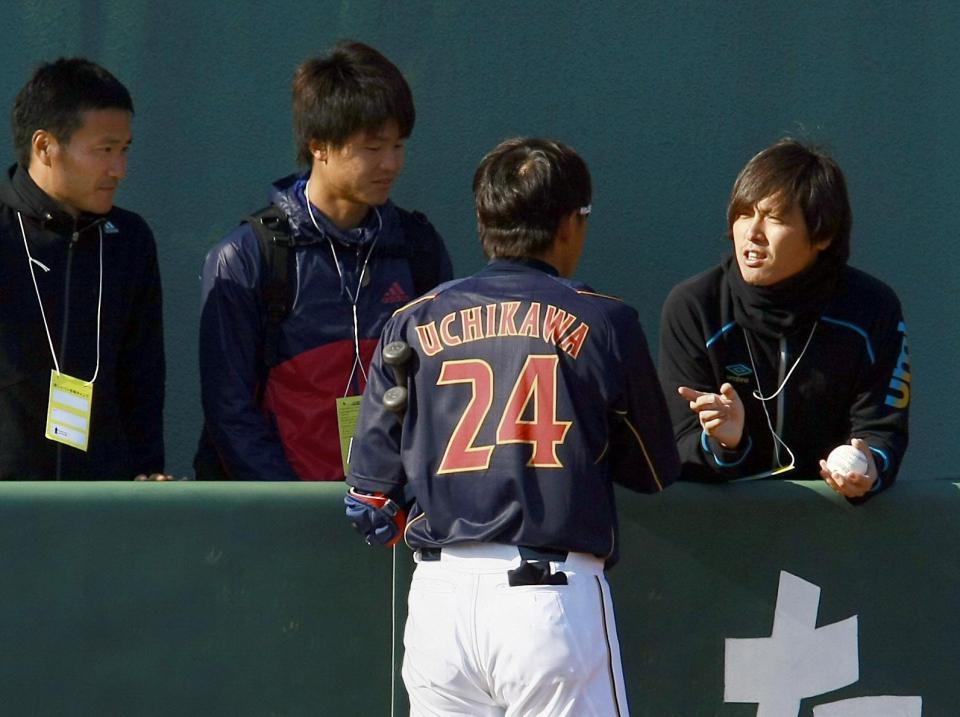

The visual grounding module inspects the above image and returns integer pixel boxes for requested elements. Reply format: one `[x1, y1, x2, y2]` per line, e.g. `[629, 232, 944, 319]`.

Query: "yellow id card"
[335, 396, 363, 475]
[45, 371, 93, 451]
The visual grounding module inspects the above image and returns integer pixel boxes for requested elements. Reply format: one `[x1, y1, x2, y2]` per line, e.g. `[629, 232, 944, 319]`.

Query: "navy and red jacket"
[199, 172, 451, 481]
[347, 258, 680, 567]
[658, 261, 910, 491]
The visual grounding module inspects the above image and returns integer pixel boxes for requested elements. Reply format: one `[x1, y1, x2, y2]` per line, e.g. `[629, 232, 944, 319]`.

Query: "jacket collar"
[1, 163, 106, 236]
[269, 171, 400, 249]
[485, 256, 561, 276]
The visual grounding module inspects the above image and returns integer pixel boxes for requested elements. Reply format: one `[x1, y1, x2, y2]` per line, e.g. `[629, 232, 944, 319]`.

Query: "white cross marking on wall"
[724, 571, 922, 716]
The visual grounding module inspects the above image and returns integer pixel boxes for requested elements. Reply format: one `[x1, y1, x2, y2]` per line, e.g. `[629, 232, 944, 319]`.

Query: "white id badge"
[45, 371, 93, 451]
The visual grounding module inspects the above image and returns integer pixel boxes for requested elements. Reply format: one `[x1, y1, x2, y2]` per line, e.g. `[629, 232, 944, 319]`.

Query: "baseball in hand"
[826, 445, 868, 475]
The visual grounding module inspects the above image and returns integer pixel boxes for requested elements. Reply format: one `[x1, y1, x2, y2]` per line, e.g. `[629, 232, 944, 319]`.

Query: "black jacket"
[658, 260, 909, 492]
[0, 165, 165, 479]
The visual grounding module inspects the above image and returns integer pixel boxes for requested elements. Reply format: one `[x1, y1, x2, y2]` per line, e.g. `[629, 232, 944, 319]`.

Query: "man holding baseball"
[346, 138, 680, 715]
[658, 139, 909, 498]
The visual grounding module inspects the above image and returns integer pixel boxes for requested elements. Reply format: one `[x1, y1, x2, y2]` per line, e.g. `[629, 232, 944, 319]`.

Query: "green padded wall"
[0, 2, 953, 479]
[0, 480, 953, 715]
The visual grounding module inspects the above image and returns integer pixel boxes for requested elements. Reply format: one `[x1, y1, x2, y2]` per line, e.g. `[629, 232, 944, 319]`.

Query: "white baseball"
[826, 445, 868, 475]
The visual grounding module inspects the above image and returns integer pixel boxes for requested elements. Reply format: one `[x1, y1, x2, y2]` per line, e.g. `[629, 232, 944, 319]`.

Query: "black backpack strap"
[246, 206, 296, 370]
[193, 206, 294, 481]
[397, 209, 445, 296]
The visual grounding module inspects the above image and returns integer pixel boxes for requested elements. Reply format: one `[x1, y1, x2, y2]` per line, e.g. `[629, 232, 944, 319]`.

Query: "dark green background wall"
[0, 2, 954, 478]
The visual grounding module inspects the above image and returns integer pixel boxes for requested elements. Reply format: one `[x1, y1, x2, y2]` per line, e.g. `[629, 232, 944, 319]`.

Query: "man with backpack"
[196, 41, 452, 480]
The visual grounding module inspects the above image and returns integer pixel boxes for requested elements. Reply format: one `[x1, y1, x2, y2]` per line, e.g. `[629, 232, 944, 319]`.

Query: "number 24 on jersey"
[435, 355, 571, 474]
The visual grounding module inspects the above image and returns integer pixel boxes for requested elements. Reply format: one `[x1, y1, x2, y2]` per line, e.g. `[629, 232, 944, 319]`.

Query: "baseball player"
[346, 138, 681, 716]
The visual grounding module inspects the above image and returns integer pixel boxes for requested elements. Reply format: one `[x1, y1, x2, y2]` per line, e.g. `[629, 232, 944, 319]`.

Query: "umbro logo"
[725, 363, 753, 383]
[382, 282, 410, 304]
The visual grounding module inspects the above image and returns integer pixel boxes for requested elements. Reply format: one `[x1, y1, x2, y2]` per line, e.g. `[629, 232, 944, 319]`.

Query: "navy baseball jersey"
[347, 258, 680, 565]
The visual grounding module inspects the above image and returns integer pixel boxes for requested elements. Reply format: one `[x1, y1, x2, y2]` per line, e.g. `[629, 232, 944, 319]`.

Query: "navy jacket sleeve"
[117, 219, 166, 475]
[198, 227, 298, 481]
[607, 303, 681, 493]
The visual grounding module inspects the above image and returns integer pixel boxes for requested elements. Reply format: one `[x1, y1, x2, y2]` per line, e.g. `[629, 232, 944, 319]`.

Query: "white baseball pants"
[402, 542, 630, 716]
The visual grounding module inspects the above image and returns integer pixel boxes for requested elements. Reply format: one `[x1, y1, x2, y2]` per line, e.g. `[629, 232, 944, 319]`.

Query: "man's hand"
[819, 438, 878, 498]
[134, 473, 180, 481]
[678, 383, 745, 449]
[344, 488, 407, 547]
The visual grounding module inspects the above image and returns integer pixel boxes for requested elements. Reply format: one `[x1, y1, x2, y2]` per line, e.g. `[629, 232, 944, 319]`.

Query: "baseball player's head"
[727, 138, 852, 271]
[292, 41, 415, 166]
[473, 137, 592, 276]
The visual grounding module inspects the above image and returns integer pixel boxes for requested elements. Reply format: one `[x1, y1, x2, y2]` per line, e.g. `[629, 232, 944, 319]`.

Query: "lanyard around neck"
[18, 211, 103, 384]
[304, 181, 382, 394]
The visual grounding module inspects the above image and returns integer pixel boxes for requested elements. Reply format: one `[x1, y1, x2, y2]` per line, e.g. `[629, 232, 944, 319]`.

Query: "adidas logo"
[103, 221, 120, 234]
[382, 282, 410, 304]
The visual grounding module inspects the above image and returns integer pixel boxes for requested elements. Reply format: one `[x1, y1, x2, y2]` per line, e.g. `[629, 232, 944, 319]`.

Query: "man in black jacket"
[659, 139, 909, 498]
[0, 58, 168, 480]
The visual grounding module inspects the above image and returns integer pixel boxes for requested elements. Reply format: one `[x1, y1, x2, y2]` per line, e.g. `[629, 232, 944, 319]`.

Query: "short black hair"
[292, 41, 415, 165]
[473, 138, 592, 259]
[728, 139, 852, 264]
[11, 57, 133, 168]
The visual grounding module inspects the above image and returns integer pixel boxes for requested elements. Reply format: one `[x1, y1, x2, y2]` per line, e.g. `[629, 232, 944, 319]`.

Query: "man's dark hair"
[473, 138, 592, 259]
[292, 41, 415, 165]
[11, 58, 133, 168]
[727, 138, 852, 264]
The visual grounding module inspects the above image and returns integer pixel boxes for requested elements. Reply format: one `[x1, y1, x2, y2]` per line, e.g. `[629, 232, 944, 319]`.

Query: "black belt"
[418, 545, 568, 563]
[418, 545, 570, 586]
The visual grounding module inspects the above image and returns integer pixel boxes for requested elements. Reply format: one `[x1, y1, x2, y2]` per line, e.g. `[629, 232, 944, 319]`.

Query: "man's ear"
[814, 235, 834, 253]
[308, 139, 327, 163]
[547, 211, 587, 278]
[555, 211, 578, 245]
[31, 130, 56, 167]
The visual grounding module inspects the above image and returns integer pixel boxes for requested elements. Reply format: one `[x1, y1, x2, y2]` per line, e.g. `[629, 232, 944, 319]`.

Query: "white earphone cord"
[304, 181, 381, 396]
[743, 323, 817, 469]
[746, 322, 817, 402]
[19, 211, 102, 384]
